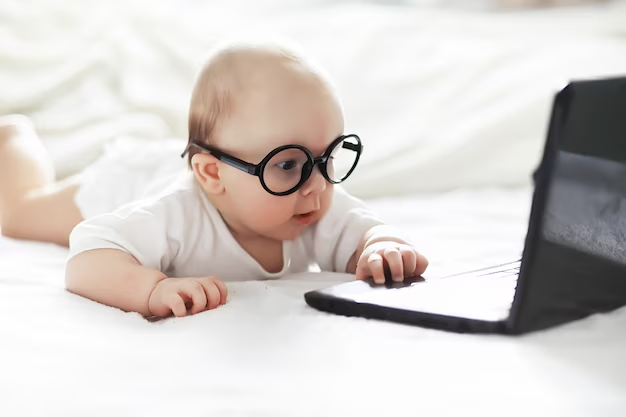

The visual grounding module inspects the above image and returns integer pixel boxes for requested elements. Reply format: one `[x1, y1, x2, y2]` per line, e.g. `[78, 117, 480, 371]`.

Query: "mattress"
[2, 187, 626, 417]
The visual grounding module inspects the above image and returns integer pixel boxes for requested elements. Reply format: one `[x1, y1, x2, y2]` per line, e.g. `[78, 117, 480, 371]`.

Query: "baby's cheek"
[248, 194, 293, 224]
[321, 187, 333, 210]
[314, 187, 333, 220]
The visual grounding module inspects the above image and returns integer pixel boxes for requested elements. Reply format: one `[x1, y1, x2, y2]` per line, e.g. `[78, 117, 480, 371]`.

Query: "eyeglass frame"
[180, 134, 363, 196]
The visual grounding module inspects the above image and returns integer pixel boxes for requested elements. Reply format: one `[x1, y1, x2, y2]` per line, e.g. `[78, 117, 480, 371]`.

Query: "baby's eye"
[276, 160, 298, 171]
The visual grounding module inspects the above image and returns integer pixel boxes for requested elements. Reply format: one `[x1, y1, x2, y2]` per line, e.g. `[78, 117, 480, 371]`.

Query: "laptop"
[305, 76, 626, 335]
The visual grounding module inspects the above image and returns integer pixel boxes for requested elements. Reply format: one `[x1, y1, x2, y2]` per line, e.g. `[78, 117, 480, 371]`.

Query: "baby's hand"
[355, 241, 428, 284]
[148, 276, 228, 318]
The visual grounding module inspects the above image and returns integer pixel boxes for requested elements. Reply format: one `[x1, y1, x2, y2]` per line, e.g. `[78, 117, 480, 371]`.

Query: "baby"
[0, 40, 428, 318]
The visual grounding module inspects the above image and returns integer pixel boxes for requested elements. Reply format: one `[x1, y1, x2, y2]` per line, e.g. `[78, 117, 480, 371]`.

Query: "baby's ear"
[191, 153, 224, 194]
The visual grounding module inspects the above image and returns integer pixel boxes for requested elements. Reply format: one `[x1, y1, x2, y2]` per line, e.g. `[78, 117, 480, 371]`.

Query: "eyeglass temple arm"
[342, 142, 361, 152]
[181, 143, 258, 175]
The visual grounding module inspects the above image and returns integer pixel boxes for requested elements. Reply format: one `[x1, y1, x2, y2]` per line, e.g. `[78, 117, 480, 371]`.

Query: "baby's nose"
[301, 167, 326, 195]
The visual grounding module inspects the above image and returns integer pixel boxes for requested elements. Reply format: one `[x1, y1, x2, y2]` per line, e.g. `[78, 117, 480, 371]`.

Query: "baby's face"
[214, 63, 344, 241]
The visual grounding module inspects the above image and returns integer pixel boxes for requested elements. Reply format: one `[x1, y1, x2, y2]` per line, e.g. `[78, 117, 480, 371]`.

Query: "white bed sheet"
[1, 187, 626, 417]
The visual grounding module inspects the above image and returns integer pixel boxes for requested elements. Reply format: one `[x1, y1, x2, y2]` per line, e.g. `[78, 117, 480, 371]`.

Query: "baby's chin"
[259, 218, 317, 241]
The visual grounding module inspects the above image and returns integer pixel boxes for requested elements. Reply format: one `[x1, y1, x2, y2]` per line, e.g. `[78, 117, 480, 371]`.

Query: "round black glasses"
[181, 134, 363, 196]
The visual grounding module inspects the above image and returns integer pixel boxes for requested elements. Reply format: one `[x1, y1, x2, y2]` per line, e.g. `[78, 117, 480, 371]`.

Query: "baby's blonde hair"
[186, 38, 337, 166]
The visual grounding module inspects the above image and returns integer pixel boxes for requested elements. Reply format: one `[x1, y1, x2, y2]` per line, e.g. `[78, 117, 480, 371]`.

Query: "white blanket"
[2, 188, 626, 416]
[1, 0, 626, 197]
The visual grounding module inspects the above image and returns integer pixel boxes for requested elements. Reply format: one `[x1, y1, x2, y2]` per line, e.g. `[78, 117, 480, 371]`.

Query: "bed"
[2, 0, 626, 415]
[3, 189, 626, 416]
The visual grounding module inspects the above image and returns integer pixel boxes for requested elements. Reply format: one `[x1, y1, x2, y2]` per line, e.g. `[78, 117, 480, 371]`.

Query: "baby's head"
[183, 40, 361, 242]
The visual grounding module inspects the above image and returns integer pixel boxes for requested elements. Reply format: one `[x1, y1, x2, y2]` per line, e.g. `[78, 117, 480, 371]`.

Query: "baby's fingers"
[415, 253, 429, 275]
[198, 277, 228, 309]
[355, 253, 382, 282]
[167, 293, 188, 317]
[367, 252, 386, 284]
[383, 248, 404, 282]
[399, 247, 418, 277]
[201, 281, 222, 311]
[355, 259, 370, 281]
[185, 281, 209, 315]
[211, 277, 229, 306]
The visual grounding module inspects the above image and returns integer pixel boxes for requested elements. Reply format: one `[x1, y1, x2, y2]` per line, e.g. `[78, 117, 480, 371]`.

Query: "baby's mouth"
[293, 211, 316, 225]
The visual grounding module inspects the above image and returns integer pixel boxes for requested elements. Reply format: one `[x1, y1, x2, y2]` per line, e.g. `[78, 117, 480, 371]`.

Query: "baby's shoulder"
[109, 173, 208, 222]
[145, 175, 209, 216]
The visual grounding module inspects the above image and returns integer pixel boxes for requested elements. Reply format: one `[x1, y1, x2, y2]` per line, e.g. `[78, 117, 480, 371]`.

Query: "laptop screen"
[512, 77, 626, 333]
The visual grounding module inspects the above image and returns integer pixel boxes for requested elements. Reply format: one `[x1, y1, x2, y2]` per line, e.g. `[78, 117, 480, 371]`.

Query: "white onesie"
[68, 171, 385, 281]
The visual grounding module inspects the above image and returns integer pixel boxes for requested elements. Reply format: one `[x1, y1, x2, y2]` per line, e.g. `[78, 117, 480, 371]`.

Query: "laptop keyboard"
[476, 265, 520, 279]
[351, 262, 521, 321]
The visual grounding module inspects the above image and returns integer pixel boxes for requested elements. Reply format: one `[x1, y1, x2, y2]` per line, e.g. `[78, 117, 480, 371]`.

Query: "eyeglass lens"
[261, 136, 360, 194]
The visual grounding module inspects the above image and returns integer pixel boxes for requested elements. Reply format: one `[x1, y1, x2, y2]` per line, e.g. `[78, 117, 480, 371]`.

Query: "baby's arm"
[313, 187, 428, 282]
[65, 248, 166, 316]
[66, 249, 227, 317]
[64, 192, 227, 317]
